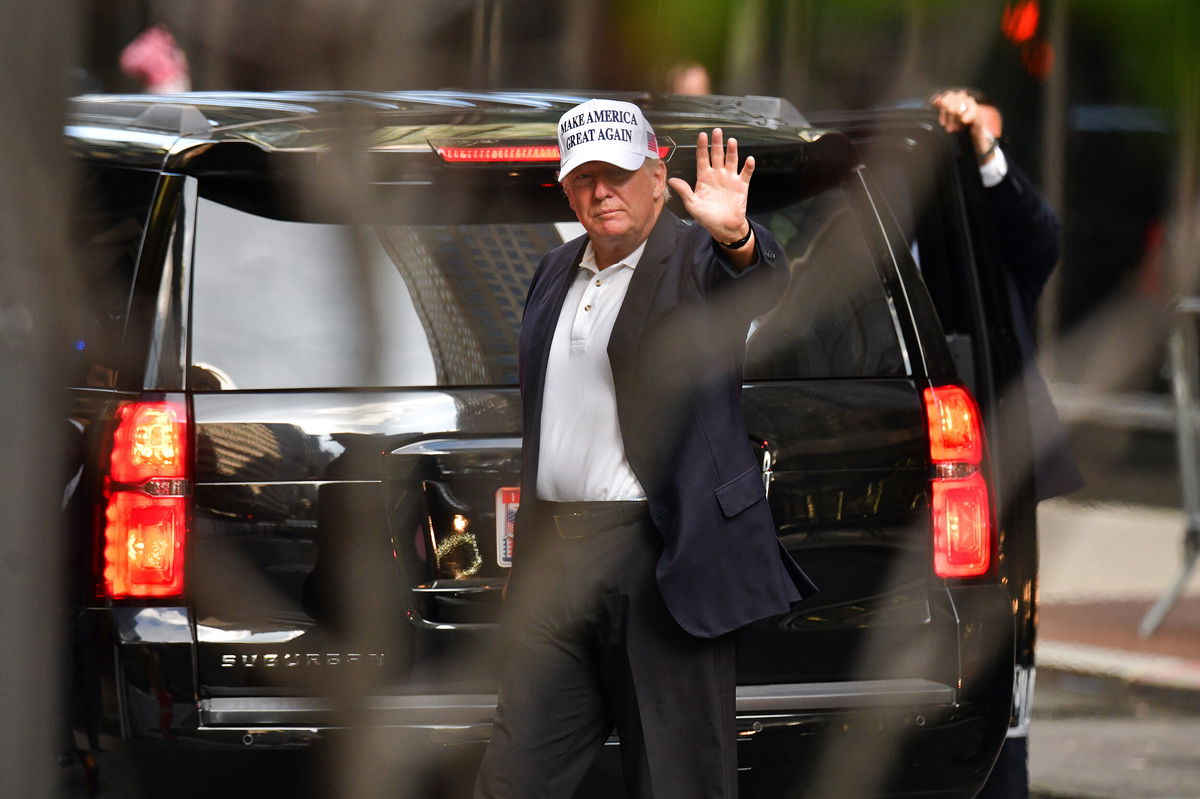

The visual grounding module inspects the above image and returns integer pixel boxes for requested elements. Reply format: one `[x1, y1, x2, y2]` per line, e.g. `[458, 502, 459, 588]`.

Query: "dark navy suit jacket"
[513, 209, 817, 638]
[986, 159, 1084, 501]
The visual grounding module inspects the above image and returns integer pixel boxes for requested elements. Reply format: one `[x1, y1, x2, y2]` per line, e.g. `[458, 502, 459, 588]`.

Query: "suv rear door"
[811, 107, 1040, 732]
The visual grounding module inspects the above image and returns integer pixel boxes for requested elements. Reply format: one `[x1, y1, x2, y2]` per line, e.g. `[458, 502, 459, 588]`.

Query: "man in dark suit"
[473, 99, 815, 799]
[931, 88, 1083, 799]
[931, 88, 1083, 502]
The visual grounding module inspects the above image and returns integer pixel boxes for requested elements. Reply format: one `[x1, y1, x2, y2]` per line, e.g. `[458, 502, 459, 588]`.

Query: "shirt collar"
[579, 238, 649, 276]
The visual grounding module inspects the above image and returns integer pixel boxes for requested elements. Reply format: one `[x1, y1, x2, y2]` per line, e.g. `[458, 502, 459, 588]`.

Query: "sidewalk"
[1037, 499, 1200, 700]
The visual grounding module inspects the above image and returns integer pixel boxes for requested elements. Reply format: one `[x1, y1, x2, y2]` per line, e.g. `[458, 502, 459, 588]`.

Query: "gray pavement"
[1032, 499, 1200, 798]
[1031, 712, 1200, 799]
[1037, 500, 1200, 694]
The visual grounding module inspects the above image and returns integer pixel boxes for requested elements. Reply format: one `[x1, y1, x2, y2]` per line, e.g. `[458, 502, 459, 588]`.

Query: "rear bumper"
[74, 599, 1007, 799]
[95, 679, 996, 799]
[74, 589, 1013, 798]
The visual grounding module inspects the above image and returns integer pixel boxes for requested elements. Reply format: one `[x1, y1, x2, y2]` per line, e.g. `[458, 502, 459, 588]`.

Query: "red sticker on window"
[495, 487, 520, 567]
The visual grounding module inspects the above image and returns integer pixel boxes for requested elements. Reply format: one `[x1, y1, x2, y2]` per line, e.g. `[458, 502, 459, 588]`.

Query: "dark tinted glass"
[747, 186, 906, 379]
[191, 183, 905, 390]
[191, 195, 560, 389]
[67, 164, 157, 388]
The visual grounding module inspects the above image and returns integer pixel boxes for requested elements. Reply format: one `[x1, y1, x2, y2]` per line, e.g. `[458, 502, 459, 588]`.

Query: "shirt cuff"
[979, 145, 1008, 188]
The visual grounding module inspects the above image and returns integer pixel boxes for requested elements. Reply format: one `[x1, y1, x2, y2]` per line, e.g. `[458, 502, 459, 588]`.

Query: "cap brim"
[558, 145, 647, 182]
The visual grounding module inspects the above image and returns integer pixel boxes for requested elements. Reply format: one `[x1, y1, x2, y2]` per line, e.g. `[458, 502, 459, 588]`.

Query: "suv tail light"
[101, 398, 190, 598]
[923, 385, 992, 578]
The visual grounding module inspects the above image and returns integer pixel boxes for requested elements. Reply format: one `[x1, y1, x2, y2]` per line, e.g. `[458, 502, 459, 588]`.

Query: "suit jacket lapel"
[607, 209, 684, 379]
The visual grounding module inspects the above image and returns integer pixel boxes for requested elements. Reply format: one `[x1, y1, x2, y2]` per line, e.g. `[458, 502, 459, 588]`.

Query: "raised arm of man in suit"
[930, 88, 1061, 317]
[669, 128, 760, 271]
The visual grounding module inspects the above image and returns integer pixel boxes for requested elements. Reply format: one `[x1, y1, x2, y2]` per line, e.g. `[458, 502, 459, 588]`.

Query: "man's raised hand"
[668, 129, 755, 247]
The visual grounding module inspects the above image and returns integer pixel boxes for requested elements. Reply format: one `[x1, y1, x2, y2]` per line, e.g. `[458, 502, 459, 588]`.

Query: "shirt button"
[595, 280, 602, 287]
[584, 304, 592, 312]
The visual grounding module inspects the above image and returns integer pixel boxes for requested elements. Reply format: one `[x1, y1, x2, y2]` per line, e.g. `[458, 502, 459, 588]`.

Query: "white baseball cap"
[557, 99, 659, 181]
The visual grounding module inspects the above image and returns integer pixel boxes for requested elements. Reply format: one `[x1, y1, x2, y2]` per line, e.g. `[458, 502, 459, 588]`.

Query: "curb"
[1037, 639, 1200, 708]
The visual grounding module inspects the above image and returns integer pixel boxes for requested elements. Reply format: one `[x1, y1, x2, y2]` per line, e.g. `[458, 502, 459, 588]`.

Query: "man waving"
[474, 98, 816, 799]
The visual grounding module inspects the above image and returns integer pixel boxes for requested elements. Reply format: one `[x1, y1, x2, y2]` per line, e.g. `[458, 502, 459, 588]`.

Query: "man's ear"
[652, 160, 668, 199]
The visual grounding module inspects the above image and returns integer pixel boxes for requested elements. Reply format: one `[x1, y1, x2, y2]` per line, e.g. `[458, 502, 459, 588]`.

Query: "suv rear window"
[190, 182, 905, 390]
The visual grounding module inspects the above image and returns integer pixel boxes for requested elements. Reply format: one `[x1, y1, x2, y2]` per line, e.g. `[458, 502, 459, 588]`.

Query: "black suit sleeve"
[700, 220, 789, 322]
[985, 158, 1061, 320]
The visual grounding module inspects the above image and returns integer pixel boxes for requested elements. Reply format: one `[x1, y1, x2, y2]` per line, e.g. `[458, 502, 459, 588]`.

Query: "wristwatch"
[719, 226, 753, 250]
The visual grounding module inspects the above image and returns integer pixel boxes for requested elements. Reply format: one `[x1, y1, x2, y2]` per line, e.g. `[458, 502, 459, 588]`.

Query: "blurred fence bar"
[1141, 299, 1200, 636]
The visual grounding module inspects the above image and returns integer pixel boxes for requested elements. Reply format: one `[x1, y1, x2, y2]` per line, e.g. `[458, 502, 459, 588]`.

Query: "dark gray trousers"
[473, 503, 738, 799]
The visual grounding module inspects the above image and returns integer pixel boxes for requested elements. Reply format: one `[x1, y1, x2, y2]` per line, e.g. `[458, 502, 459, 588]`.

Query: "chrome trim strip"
[175, 176, 197, 385]
[200, 679, 954, 728]
[736, 679, 954, 711]
[196, 624, 308, 644]
[202, 694, 498, 726]
[411, 585, 503, 595]
[390, 437, 521, 456]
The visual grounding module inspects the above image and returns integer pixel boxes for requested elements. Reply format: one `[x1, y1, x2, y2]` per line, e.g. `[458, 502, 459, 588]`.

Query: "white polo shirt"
[535, 239, 647, 502]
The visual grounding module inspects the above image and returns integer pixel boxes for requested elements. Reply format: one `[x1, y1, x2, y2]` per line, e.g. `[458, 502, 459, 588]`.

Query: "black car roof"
[64, 90, 862, 213]
[68, 90, 809, 140]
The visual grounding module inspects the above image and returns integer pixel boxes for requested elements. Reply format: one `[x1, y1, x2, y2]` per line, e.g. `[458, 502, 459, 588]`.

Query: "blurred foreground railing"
[1140, 297, 1200, 636]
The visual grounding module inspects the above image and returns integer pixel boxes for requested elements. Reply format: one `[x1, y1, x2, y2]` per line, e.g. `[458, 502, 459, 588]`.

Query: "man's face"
[561, 159, 666, 255]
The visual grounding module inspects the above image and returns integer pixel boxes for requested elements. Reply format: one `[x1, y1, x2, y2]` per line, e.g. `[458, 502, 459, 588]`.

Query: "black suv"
[64, 91, 1032, 798]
